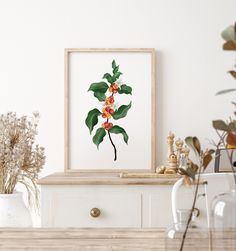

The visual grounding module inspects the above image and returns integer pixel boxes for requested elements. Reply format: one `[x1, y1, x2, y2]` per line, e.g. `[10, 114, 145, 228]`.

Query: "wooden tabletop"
[0, 228, 235, 250]
[38, 172, 180, 185]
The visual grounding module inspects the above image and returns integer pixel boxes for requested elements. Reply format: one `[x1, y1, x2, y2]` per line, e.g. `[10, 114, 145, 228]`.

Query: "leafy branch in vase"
[213, 21, 236, 185]
[178, 137, 214, 251]
[178, 21, 236, 251]
[216, 22, 236, 95]
[85, 60, 132, 161]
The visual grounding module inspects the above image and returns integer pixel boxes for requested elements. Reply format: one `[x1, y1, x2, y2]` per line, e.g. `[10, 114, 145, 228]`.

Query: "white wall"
[0, 0, 235, 176]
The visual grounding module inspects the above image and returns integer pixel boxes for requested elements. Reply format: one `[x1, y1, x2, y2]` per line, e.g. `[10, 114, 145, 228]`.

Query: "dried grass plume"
[0, 112, 45, 206]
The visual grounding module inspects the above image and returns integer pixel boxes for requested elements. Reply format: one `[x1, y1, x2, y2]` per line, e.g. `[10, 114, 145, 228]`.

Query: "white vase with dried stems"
[0, 112, 45, 227]
[0, 192, 32, 227]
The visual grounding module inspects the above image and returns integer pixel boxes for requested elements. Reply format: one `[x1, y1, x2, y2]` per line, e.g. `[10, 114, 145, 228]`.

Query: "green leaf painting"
[102, 73, 115, 83]
[109, 125, 129, 144]
[85, 109, 102, 134]
[88, 82, 109, 93]
[92, 128, 106, 149]
[113, 71, 122, 80]
[112, 60, 117, 69]
[93, 92, 106, 102]
[112, 102, 132, 120]
[118, 84, 132, 95]
[113, 65, 119, 74]
[85, 60, 133, 161]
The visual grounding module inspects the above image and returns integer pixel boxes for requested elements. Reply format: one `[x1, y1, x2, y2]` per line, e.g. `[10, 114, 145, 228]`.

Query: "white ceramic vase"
[0, 192, 32, 227]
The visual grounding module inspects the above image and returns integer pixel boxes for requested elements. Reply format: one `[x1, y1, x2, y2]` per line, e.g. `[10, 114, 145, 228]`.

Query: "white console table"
[38, 172, 229, 228]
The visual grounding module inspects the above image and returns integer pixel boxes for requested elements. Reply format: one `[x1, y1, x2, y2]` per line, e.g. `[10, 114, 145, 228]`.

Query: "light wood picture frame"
[65, 48, 156, 173]
[214, 148, 236, 172]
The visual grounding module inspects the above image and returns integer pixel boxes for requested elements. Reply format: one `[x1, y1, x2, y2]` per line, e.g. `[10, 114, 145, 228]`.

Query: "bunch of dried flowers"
[0, 112, 45, 206]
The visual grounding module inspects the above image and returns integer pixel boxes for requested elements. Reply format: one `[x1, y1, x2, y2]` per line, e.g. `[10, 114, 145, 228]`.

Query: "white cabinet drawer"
[47, 193, 141, 227]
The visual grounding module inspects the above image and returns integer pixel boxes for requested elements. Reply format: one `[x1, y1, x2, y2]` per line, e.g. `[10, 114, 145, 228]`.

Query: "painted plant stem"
[108, 131, 117, 161]
[106, 94, 117, 161]
[85, 60, 132, 161]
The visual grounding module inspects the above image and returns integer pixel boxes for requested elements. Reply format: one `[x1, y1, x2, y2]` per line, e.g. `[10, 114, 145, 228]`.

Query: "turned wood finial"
[175, 138, 184, 165]
[182, 146, 190, 158]
[175, 138, 184, 150]
[167, 131, 175, 159]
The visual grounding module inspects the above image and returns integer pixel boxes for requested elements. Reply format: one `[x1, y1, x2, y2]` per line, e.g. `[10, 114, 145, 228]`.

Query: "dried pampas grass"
[0, 112, 45, 208]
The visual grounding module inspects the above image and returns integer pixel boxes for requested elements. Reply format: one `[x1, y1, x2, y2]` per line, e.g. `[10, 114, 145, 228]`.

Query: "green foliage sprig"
[213, 22, 236, 184]
[85, 60, 132, 161]
[213, 22, 236, 185]
[216, 22, 236, 95]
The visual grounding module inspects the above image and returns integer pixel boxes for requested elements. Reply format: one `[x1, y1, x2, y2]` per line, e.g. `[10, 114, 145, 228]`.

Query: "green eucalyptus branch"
[216, 22, 236, 95]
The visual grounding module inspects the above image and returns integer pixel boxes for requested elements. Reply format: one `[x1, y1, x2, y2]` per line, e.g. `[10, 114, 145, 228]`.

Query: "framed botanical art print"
[214, 148, 236, 172]
[64, 48, 156, 172]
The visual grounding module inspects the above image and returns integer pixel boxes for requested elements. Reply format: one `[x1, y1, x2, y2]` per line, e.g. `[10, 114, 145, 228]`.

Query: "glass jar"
[211, 188, 236, 228]
[211, 173, 236, 250]
[165, 209, 197, 250]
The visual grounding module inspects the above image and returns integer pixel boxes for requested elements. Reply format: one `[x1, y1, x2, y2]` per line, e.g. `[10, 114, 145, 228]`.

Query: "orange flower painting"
[85, 60, 132, 161]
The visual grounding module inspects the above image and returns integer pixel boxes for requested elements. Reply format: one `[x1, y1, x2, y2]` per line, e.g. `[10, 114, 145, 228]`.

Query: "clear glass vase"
[165, 209, 198, 250]
[211, 173, 236, 250]
[211, 188, 236, 228]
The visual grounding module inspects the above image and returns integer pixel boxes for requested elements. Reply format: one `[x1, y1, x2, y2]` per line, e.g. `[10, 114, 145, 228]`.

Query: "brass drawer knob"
[90, 208, 101, 218]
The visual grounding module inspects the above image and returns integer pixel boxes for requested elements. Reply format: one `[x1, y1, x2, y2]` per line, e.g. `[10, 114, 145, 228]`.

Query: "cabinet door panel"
[148, 193, 172, 227]
[147, 186, 208, 228]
